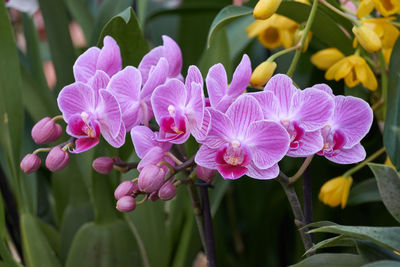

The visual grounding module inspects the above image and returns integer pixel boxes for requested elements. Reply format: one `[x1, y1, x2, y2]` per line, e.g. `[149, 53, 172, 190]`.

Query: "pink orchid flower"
[206, 54, 252, 112]
[252, 74, 334, 157]
[57, 70, 125, 153]
[195, 95, 290, 180]
[151, 65, 207, 144]
[314, 84, 373, 164]
[130, 126, 172, 159]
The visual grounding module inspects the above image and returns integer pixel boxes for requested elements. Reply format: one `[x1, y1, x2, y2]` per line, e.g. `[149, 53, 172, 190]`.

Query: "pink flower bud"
[196, 166, 216, 183]
[138, 164, 165, 193]
[116, 196, 136, 212]
[148, 191, 159, 202]
[20, 154, 41, 174]
[45, 147, 69, 172]
[92, 157, 114, 174]
[158, 181, 176, 201]
[31, 117, 62, 144]
[114, 180, 137, 200]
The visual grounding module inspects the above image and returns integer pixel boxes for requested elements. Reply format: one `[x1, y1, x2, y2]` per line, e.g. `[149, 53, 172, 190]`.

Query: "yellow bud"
[352, 25, 382, 53]
[253, 0, 283, 20]
[319, 176, 353, 209]
[311, 48, 345, 70]
[250, 61, 277, 88]
[294, 29, 313, 52]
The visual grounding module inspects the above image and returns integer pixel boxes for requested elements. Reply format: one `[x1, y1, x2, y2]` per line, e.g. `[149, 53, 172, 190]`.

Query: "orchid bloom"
[130, 126, 172, 159]
[73, 36, 122, 83]
[315, 84, 373, 164]
[252, 74, 334, 157]
[57, 70, 125, 153]
[195, 95, 290, 180]
[151, 65, 207, 144]
[206, 54, 252, 112]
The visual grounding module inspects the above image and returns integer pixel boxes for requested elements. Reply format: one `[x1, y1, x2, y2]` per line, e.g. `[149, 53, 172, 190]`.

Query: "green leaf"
[38, 0, 76, 89]
[64, 0, 94, 41]
[98, 7, 149, 67]
[305, 235, 355, 255]
[20, 213, 62, 267]
[309, 224, 400, 251]
[356, 241, 400, 263]
[384, 37, 400, 170]
[207, 5, 252, 48]
[362, 260, 400, 267]
[226, 14, 254, 60]
[348, 178, 381, 206]
[290, 253, 365, 267]
[277, 1, 353, 54]
[65, 221, 143, 267]
[369, 163, 400, 223]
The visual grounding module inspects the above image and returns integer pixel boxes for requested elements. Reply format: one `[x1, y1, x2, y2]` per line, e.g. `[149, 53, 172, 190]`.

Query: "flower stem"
[286, 0, 319, 77]
[267, 45, 300, 62]
[343, 147, 386, 177]
[277, 172, 314, 255]
[51, 114, 64, 122]
[319, 0, 360, 25]
[289, 155, 314, 184]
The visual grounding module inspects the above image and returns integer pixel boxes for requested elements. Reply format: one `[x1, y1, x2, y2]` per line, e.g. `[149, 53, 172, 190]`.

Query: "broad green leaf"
[0, 192, 3, 238]
[356, 241, 400, 263]
[65, 221, 142, 267]
[226, 14, 254, 60]
[309, 224, 400, 251]
[38, 0, 76, 89]
[348, 178, 381, 206]
[210, 176, 229, 216]
[0, 241, 20, 267]
[98, 7, 149, 67]
[64, 0, 94, 41]
[207, 5, 252, 48]
[20, 213, 62, 267]
[277, 1, 353, 54]
[37, 219, 61, 258]
[290, 253, 365, 267]
[363, 260, 400, 267]
[369, 163, 400, 223]
[384, 37, 400, 170]
[305, 235, 355, 255]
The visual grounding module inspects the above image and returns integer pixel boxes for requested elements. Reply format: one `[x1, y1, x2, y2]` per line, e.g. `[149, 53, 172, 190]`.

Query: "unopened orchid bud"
[158, 181, 177, 201]
[352, 25, 382, 53]
[116, 196, 136, 212]
[45, 147, 69, 172]
[293, 29, 312, 52]
[114, 180, 136, 200]
[92, 157, 114, 174]
[138, 165, 165, 193]
[253, 0, 282, 20]
[31, 117, 62, 144]
[149, 191, 160, 202]
[20, 154, 41, 174]
[196, 166, 216, 183]
[250, 60, 277, 88]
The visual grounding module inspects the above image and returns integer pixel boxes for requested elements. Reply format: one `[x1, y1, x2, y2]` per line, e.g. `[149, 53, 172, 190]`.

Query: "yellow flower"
[362, 17, 399, 49]
[246, 14, 299, 50]
[353, 25, 382, 53]
[311, 48, 345, 70]
[253, 0, 283, 20]
[319, 176, 353, 208]
[371, 0, 400, 17]
[250, 60, 277, 87]
[383, 48, 392, 65]
[357, 0, 375, 17]
[325, 55, 377, 91]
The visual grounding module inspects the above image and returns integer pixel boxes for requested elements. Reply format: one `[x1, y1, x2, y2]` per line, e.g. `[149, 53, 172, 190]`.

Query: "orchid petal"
[72, 137, 100, 153]
[217, 164, 248, 180]
[73, 47, 100, 83]
[98, 89, 122, 138]
[204, 108, 234, 148]
[162, 35, 182, 78]
[312, 83, 334, 97]
[264, 74, 297, 116]
[131, 126, 172, 158]
[138, 46, 163, 84]
[185, 65, 203, 102]
[325, 143, 366, 164]
[137, 147, 165, 171]
[247, 163, 279, 180]
[250, 91, 280, 121]
[228, 54, 251, 98]
[141, 57, 169, 101]
[206, 63, 228, 109]
[195, 145, 218, 170]
[88, 70, 110, 106]
[96, 36, 122, 78]
[286, 130, 323, 157]
[102, 122, 126, 148]
[191, 108, 211, 142]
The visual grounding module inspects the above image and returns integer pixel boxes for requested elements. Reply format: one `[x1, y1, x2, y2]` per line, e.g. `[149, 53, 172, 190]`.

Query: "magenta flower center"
[160, 105, 186, 135]
[281, 120, 305, 150]
[215, 141, 252, 179]
[318, 125, 346, 156]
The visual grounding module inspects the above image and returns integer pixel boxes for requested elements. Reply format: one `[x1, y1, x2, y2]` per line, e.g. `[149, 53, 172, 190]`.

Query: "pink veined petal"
[131, 126, 172, 158]
[324, 143, 366, 164]
[57, 82, 95, 121]
[66, 114, 88, 137]
[286, 130, 323, 157]
[141, 57, 169, 101]
[291, 88, 334, 131]
[162, 35, 182, 78]
[73, 47, 100, 83]
[203, 108, 234, 149]
[151, 78, 188, 124]
[96, 36, 122, 78]
[191, 108, 211, 142]
[185, 65, 203, 102]
[186, 81, 205, 130]
[331, 96, 373, 148]
[264, 74, 297, 116]
[72, 137, 100, 153]
[217, 164, 248, 180]
[246, 120, 290, 169]
[138, 46, 163, 84]
[88, 70, 110, 106]
[227, 54, 251, 98]
[195, 145, 218, 169]
[97, 89, 122, 138]
[225, 95, 264, 139]
[311, 83, 334, 97]
[206, 63, 228, 108]
[137, 147, 165, 172]
[107, 66, 142, 131]
[158, 127, 191, 144]
[250, 91, 280, 121]
[247, 163, 279, 180]
[102, 122, 126, 148]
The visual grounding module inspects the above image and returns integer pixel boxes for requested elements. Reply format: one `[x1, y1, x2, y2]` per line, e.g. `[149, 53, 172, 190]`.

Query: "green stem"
[343, 147, 386, 177]
[286, 0, 319, 77]
[187, 182, 207, 255]
[319, 0, 360, 25]
[268, 45, 300, 62]
[289, 155, 314, 184]
[378, 51, 388, 119]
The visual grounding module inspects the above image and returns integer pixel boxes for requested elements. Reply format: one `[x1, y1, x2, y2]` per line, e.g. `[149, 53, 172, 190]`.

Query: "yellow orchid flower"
[253, 0, 283, 20]
[371, 0, 400, 17]
[311, 48, 345, 70]
[357, 0, 375, 17]
[319, 176, 353, 209]
[362, 17, 400, 49]
[353, 25, 382, 53]
[250, 60, 277, 87]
